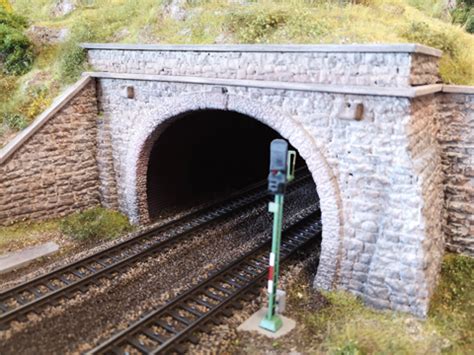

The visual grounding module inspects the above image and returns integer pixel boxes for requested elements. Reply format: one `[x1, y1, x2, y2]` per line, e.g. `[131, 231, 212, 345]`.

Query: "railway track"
[88, 208, 322, 354]
[0, 171, 313, 330]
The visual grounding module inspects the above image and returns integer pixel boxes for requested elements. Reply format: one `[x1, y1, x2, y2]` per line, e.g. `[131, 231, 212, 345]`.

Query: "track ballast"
[87, 208, 322, 354]
[0, 172, 312, 330]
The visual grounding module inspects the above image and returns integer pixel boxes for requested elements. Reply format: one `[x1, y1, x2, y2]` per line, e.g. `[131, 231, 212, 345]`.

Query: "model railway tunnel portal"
[142, 109, 308, 221]
[0, 44, 473, 317]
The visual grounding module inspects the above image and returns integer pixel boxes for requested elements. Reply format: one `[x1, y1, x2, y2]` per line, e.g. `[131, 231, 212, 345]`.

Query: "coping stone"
[81, 43, 442, 57]
[0, 242, 59, 274]
[443, 85, 474, 95]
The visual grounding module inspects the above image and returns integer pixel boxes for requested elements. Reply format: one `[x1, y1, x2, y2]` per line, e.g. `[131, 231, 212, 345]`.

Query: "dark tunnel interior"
[146, 109, 306, 220]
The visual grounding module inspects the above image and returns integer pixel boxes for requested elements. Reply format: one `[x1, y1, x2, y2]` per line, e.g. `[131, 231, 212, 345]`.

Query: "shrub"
[58, 21, 96, 82]
[58, 43, 87, 82]
[0, 9, 33, 75]
[60, 207, 132, 242]
[24, 86, 51, 119]
[0, 7, 27, 28]
[2, 112, 28, 130]
[451, 0, 474, 33]
[400, 20, 474, 84]
[0, 0, 12, 13]
[227, 9, 289, 43]
[401, 21, 459, 56]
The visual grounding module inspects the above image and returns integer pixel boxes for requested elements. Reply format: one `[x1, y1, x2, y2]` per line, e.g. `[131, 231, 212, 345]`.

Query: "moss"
[59, 207, 132, 242]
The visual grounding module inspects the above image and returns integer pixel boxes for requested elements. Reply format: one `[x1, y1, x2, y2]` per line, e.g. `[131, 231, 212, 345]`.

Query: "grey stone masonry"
[95, 74, 444, 316]
[438, 91, 474, 256]
[82, 43, 441, 88]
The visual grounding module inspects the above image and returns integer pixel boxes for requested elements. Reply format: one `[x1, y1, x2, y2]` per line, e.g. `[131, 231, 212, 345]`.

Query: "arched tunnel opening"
[145, 109, 310, 220]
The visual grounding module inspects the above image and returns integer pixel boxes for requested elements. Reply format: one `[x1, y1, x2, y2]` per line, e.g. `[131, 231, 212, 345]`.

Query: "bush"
[24, 86, 51, 119]
[0, 9, 33, 75]
[401, 21, 459, 56]
[227, 9, 289, 43]
[2, 112, 28, 130]
[400, 20, 474, 84]
[58, 43, 87, 82]
[0, 7, 27, 28]
[0, 0, 12, 13]
[58, 21, 96, 82]
[451, 0, 474, 33]
[60, 207, 132, 242]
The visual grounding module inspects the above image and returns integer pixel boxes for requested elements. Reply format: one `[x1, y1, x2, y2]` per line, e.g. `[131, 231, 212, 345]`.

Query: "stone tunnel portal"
[143, 109, 310, 221]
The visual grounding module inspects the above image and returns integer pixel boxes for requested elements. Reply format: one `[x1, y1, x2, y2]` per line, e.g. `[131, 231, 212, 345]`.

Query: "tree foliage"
[0, 8, 33, 75]
[452, 0, 474, 33]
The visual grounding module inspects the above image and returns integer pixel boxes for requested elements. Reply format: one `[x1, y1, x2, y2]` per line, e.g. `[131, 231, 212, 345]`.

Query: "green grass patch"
[59, 206, 132, 242]
[0, 207, 133, 256]
[429, 253, 474, 353]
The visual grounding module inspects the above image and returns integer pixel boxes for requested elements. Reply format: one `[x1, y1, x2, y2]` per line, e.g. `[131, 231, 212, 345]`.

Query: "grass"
[1, 0, 473, 147]
[0, 218, 60, 254]
[59, 206, 132, 242]
[0, 207, 133, 255]
[285, 253, 474, 354]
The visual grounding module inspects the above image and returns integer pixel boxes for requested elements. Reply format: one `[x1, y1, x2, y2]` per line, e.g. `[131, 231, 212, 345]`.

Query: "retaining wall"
[0, 78, 100, 224]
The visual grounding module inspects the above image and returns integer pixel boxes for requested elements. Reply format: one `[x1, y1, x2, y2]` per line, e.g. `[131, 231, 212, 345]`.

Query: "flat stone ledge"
[0, 242, 59, 274]
[237, 308, 296, 339]
[0, 76, 92, 165]
[86, 71, 444, 98]
[81, 43, 442, 57]
[443, 85, 474, 94]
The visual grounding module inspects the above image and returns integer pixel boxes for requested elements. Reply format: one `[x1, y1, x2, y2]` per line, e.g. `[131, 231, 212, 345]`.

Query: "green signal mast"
[260, 139, 296, 332]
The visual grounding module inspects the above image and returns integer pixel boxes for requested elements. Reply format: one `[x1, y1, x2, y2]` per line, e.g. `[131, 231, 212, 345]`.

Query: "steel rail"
[0, 171, 312, 329]
[88, 208, 322, 355]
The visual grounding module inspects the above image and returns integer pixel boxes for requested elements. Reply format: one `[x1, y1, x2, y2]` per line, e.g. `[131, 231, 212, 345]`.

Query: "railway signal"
[260, 139, 296, 332]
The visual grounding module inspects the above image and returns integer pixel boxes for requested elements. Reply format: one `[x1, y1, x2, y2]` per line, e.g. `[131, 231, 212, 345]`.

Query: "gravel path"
[0, 182, 318, 354]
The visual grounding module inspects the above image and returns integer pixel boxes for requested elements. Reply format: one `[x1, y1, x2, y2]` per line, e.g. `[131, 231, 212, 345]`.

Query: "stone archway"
[122, 91, 345, 290]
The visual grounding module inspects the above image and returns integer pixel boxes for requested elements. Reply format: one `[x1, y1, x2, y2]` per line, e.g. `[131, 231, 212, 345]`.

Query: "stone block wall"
[0, 80, 100, 225]
[84, 44, 441, 87]
[438, 92, 474, 256]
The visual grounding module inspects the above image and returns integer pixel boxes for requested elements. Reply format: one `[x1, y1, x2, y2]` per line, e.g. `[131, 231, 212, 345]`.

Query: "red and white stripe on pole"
[267, 252, 275, 294]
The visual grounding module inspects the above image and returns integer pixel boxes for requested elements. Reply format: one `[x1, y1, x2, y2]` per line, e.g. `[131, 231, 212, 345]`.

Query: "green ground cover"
[285, 253, 474, 354]
[0, 206, 132, 254]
